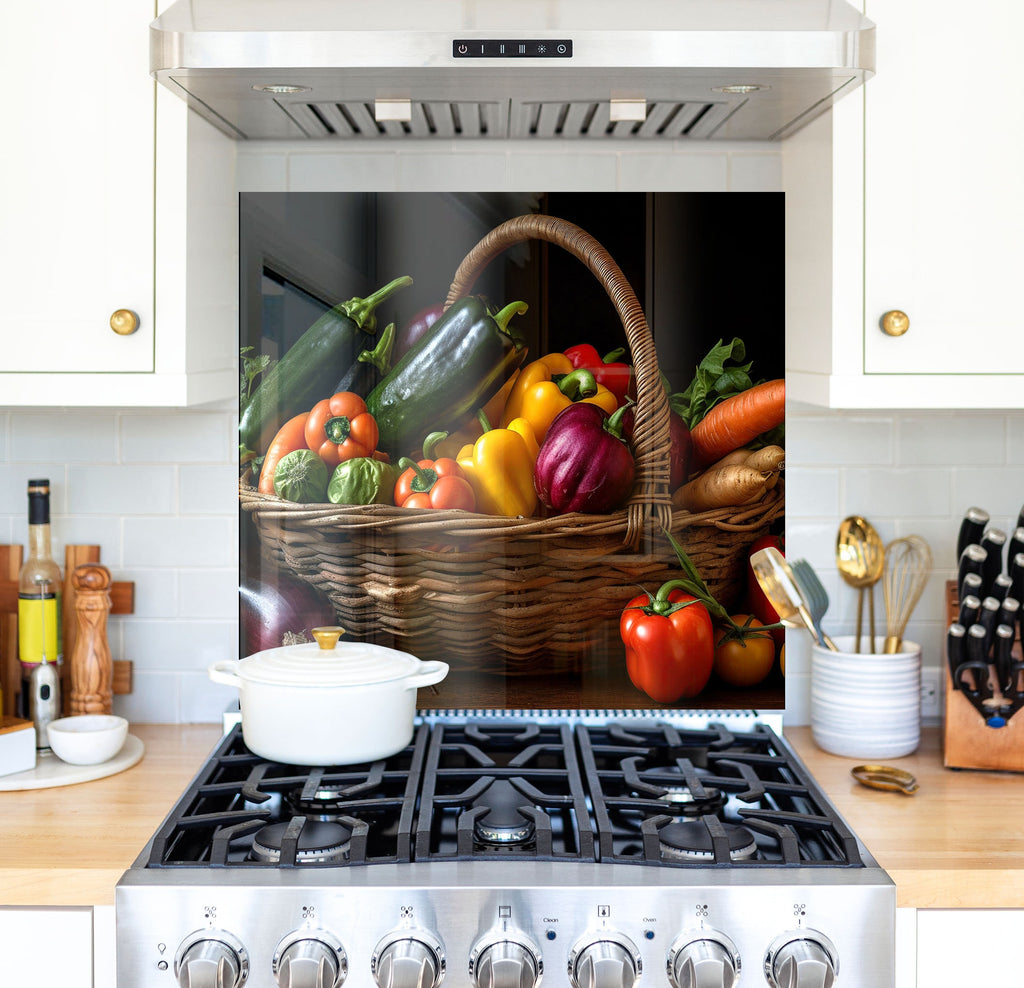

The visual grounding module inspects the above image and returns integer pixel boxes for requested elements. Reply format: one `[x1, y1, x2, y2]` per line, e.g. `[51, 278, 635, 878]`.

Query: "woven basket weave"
[239, 215, 784, 673]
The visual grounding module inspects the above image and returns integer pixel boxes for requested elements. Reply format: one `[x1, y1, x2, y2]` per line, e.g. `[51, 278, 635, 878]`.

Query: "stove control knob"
[372, 931, 445, 988]
[568, 933, 641, 988]
[764, 931, 838, 988]
[273, 931, 347, 988]
[470, 935, 543, 988]
[174, 930, 249, 988]
[668, 931, 740, 988]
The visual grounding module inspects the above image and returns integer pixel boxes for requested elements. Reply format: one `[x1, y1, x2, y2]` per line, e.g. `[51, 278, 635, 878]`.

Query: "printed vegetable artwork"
[273, 449, 329, 503]
[454, 414, 539, 518]
[621, 531, 784, 702]
[240, 274, 412, 458]
[563, 343, 632, 406]
[689, 378, 785, 471]
[304, 392, 379, 467]
[258, 413, 310, 494]
[330, 322, 396, 399]
[534, 403, 635, 515]
[367, 297, 528, 458]
[394, 453, 476, 511]
[327, 457, 399, 506]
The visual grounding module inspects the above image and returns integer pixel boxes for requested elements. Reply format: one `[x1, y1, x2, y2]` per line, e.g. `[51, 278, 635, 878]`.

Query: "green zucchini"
[239, 276, 412, 456]
[367, 297, 528, 458]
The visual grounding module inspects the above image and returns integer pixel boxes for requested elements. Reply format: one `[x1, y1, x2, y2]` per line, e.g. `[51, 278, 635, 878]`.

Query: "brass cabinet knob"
[880, 310, 910, 337]
[109, 308, 140, 336]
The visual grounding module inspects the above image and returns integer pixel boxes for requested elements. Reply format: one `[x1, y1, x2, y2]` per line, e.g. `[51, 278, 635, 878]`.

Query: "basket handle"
[445, 213, 672, 549]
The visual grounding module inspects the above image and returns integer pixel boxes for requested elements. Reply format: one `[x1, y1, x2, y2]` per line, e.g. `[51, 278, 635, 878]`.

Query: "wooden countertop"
[0, 724, 1019, 909]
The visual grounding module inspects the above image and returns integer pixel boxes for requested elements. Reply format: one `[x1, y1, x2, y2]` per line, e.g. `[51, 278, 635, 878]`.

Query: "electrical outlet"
[920, 667, 942, 720]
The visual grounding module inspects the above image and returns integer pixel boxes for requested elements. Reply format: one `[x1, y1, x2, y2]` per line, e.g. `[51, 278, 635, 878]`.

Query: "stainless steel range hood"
[151, 0, 874, 142]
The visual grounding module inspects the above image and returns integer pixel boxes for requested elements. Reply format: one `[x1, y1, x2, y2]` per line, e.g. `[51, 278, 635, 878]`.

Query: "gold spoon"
[836, 516, 886, 653]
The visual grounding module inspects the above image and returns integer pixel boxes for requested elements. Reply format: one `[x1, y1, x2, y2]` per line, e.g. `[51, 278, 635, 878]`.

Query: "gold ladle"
[836, 516, 886, 653]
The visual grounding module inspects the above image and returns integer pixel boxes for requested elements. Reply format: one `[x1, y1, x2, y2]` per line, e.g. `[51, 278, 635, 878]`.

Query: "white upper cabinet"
[0, 1, 236, 406]
[784, 0, 1024, 408]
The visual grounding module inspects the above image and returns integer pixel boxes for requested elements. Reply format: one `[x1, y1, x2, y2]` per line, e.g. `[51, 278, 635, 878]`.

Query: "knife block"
[943, 581, 1024, 771]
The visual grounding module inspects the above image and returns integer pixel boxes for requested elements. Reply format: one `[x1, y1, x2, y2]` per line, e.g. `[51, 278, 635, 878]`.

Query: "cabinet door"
[0, 0, 154, 373]
[916, 910, 1021, 984]
[0, 907, 93, 988]
[863, 0, 1024, 376]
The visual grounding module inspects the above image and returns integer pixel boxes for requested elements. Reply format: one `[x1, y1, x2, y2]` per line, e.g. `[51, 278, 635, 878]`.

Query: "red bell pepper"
[620, 582, 714, 703]
[564, 343, 632, 406]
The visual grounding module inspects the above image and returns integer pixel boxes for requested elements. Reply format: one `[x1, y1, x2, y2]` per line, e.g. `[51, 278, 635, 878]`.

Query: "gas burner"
[656, 785, 728, 818]
[285, 784, 354, 819]
[250, 820, 352, 864]
[472, 780, 536, 845]
[658, 821, 757, 863]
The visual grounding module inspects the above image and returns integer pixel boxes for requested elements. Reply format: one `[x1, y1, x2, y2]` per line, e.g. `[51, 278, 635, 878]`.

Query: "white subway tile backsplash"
[508, 152, 617, 190]
[68, 465, 176, 515]
[181, 465, 240, 515]
[9, 413, 116, 462]
[950, 467, 1024, 526]
[179, 672, 239, 724]
[843, 467, 952, 519]
[123, 517, 235, 568]
[396, 152, 509, 191]
[121, 411, 231, 463]
[899, 413, 1006, 465]
[179, 568, 239, 619]
[121, 569, 179, 619]
[786, 412, 893, 466]
[124, 619, 236, 672]
[729, 153, 783, 191]
[781, 467, 840, 517]
[113, 670, 181, 725]
[0, 464, 68, 514]
[236, 149, 289, 191]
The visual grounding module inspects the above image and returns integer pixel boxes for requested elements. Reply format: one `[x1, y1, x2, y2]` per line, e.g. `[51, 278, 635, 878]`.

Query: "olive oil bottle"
[18, 479, 62, 731]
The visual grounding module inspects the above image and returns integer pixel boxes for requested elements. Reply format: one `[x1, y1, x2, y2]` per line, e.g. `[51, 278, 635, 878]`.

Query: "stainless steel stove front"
[117, 859, 895, 987]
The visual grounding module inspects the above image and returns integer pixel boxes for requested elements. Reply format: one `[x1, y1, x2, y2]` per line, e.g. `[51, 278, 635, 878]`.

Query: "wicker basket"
[239, 214, 784, 673]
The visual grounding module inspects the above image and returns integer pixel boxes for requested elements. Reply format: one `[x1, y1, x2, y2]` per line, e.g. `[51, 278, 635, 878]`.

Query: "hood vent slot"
[282, 100, 508, 139]
[279, 98, 737, 140]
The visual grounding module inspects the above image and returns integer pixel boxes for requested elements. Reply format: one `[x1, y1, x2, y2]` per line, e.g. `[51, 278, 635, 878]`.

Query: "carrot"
[690, 379, 785, 469]
[672, 464, 772, 513]
[258, 413, 310, 494]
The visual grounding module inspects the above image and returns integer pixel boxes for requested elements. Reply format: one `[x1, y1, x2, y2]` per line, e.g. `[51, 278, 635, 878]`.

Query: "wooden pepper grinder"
[69, 563, 113, 715]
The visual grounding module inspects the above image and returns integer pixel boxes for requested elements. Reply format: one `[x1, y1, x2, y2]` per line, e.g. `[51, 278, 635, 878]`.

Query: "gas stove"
[116, 712, 895, 987]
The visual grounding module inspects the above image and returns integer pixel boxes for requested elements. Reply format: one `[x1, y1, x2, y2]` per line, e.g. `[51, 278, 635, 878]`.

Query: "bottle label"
[18, 594, 62, 667]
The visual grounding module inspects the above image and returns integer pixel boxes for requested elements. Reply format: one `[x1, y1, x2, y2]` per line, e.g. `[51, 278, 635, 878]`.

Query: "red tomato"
[745, 534, 785, 647]
[620, 590, 714, 703]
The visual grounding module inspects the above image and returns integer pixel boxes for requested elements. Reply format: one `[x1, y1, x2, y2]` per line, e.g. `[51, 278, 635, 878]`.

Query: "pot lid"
[239, 629, 423, 687]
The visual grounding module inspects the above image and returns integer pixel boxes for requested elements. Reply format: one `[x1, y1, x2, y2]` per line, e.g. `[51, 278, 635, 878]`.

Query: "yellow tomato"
[713, 614, 776, 688]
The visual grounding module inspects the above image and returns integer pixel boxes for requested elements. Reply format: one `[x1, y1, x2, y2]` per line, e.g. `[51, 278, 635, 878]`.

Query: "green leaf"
[669, 337, 760, 429]
[239, 346, 273, 409]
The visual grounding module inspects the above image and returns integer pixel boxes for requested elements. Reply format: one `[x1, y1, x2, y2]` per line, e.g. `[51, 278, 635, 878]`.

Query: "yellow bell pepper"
[456, 416, 539, 517]
[501, 353, 574, 426]
[504, 361, 618, 443]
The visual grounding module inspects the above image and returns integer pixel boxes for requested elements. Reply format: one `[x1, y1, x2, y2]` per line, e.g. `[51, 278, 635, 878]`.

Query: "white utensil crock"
[209, 633, 448, 765]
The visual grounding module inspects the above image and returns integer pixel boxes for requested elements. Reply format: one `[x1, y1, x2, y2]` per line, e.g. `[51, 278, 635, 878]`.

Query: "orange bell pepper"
[304, 392, 379, 467]
[394, 455, 475, 511]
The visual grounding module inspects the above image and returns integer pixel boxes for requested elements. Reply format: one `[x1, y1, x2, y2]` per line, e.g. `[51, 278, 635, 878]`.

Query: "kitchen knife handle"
[958, 544, 988, 599]
[997, 596, 1020, 632]
[958, 594, 982, 628]
[946, 623, 967, 689]
[957, 506, 990, 561]
[978, 596, 1002, 650]
[1010, 552, 1024, 604]
[1008, 527, 1024, 568]
[980, 528, 1008, 588]
[994, 623, 1016, 695]
[964, 623, 993, 698]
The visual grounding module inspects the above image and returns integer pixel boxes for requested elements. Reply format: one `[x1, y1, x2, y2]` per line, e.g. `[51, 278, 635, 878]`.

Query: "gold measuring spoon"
[836, 516, 886, 653]
[851, 765, 919, 795]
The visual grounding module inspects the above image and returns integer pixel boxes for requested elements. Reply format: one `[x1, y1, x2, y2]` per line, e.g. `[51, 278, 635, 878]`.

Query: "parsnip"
[672, 463, 772, 513]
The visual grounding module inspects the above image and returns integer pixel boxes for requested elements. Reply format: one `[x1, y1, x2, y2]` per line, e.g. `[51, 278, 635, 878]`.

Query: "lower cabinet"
[0, 906, 94, 988]
[916, 909, 1021, 985]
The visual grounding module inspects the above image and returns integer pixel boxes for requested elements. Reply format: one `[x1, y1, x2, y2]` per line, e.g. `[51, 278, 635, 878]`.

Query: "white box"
[0, 717, 36, 777]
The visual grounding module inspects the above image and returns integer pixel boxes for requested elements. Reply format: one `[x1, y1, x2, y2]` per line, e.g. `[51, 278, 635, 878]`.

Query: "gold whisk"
[882, 535, 932, 654]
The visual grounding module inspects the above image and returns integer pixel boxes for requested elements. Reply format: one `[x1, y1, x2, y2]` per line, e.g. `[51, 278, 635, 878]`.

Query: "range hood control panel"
[452, 40, 573, 58]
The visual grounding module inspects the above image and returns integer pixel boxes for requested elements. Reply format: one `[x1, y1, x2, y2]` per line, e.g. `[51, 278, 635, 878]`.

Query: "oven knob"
[568, 933, 641, 988]
[668, 932, 740, 988]
[273, 931, 347, 988]
[470, 936, 543, 988]
[174, 930, 249, 988]
[764, 931, 839, 988]
[371, 931, 445, 988]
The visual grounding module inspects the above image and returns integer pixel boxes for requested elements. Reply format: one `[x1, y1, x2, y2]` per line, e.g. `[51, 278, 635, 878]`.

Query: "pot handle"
[404, 660, 449, 691]
[208, 660, 242, 689]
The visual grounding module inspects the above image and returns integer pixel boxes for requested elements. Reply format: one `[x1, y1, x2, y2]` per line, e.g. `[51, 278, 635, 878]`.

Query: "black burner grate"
[142, 719, 863, 870]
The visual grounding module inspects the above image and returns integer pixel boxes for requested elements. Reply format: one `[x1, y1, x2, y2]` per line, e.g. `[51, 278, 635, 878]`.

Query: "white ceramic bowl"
[47, 715, 129, 765]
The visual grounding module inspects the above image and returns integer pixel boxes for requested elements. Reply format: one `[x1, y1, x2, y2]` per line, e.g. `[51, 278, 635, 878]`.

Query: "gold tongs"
[851, 764, 919, 795]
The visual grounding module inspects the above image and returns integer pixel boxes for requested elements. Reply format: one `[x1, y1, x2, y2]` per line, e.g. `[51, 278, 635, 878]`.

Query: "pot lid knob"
[311, 626, 345, 650]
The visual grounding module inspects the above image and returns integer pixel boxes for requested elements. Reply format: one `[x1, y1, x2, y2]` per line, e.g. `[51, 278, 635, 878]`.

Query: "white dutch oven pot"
[209, 627, 448, 765]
